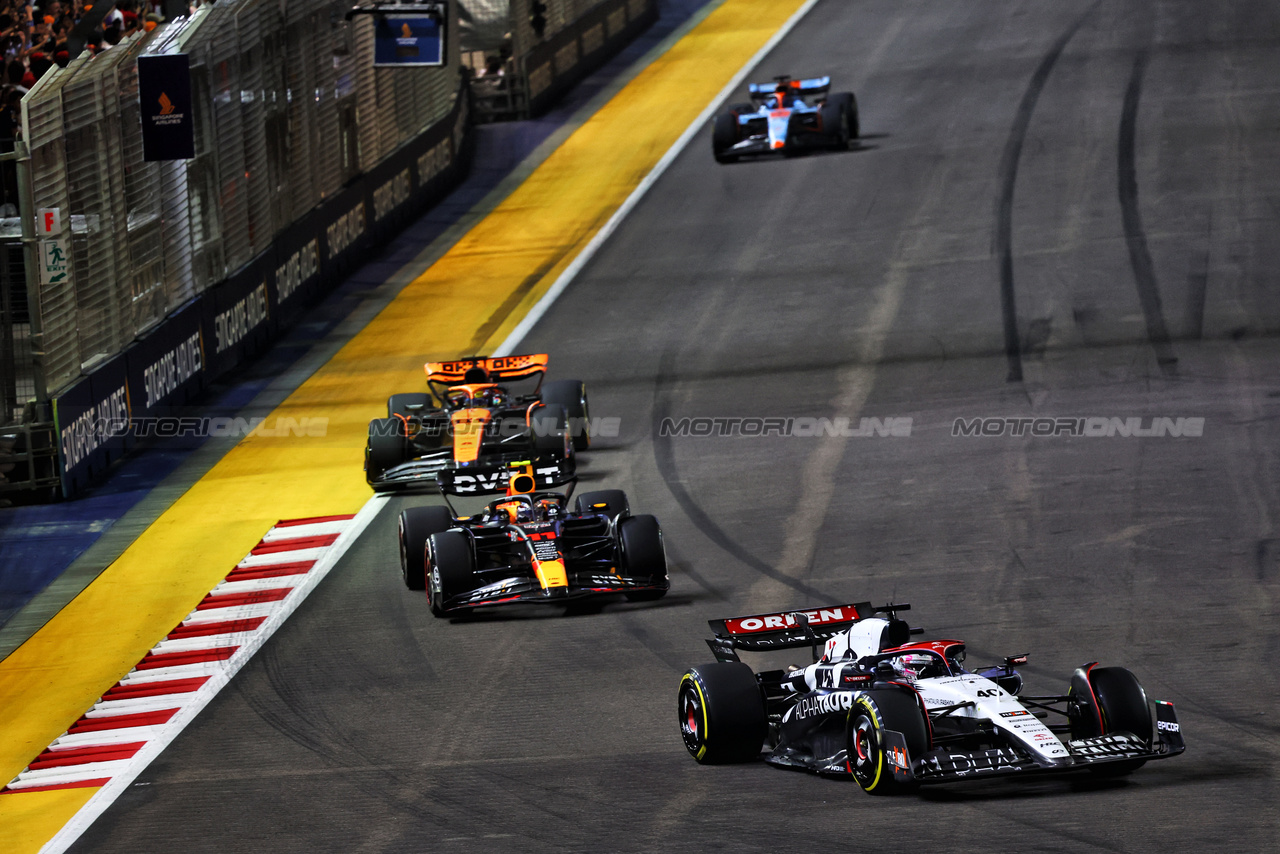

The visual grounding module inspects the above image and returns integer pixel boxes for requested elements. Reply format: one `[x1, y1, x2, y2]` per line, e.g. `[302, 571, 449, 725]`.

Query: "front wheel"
[619, 514, 667, 601]
[712, 113, 738, 163]
[1070, 665, 1152, 776]
[427, 531, 475, 617]
[678, 663, 766, 763]
[398, 506, 454, 590]
[847, 688, 929, 794]
[366, 418, 407, 485]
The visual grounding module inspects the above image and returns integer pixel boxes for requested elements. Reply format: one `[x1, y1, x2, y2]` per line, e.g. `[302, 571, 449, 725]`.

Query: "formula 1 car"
[365, 354, 589, 493]
[678, 602, 1184, 792]
[397, 464, 669, 616]
[712, 76, 858, 163]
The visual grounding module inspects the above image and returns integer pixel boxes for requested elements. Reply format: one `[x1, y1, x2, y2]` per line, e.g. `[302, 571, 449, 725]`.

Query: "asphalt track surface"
[72, 0, 1280, 850]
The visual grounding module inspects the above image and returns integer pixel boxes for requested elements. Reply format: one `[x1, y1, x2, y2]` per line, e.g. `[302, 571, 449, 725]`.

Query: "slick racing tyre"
[678, 663, 767, 763]
[712, 113, 738, 163]
[398, 506, 454, 590]
[531, 403, 571, 456]
[575, 489, 629, 519]
[387, 393, 431, 420]
[836, 91, 859, 140]
[541, 380, 590, 451]
[822, 93, 857, 150]
[426, 531, 474, 617]
[1070, 665, 1152, 776]
[619, 514, 668, 601]
[848, 689, 929, 794]
[366, 418, 407, 484]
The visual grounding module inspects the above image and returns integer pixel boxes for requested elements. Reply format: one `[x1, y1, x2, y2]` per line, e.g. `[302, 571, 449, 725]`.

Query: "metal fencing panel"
[9, 0, 461, 405]
[21, 55, 81, 393]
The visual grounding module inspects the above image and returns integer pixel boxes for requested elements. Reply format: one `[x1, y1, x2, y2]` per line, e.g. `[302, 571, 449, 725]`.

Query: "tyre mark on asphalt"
[995, 2, 1099, 383]
[1118, 45, 1178, 373]
[652, 349, 831, 602]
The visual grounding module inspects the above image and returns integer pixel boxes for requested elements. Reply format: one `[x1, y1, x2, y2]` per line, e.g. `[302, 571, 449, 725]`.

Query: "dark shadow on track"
[995, 2, 1100, 383]
[1118, 44, 1178, 373]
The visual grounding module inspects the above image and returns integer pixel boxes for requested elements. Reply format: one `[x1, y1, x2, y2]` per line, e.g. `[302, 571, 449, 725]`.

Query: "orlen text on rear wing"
[424, 354, 550, 386]
[707, 602, 873, 661]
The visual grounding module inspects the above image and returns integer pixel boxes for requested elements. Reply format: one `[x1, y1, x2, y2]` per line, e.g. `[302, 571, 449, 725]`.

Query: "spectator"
[28, 50, 50, 79]
[6, 58, 25, 87]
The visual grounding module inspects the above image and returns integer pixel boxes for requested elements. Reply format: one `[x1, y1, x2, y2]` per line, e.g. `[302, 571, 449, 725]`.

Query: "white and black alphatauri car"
[677, 602, 1184, 793]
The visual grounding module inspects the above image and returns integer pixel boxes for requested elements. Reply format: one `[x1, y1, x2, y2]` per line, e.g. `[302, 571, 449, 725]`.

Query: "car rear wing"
[423, 354, 550, 386]
[747, 76, 831, 100]
[707, 602, 878, 660]
[436, 458, 575, 498]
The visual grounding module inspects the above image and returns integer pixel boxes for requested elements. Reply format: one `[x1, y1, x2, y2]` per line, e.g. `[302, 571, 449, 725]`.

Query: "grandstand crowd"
[0, 0, 165, 145]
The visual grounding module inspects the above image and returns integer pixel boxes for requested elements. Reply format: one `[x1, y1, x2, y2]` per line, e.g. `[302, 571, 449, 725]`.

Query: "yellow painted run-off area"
[0, 0, 809, 848]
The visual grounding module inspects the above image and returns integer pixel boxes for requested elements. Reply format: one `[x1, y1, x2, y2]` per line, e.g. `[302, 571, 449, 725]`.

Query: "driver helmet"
[891, 653, 934, 681]
[480, 387, 505, 407]
[774, 83, 790, 108]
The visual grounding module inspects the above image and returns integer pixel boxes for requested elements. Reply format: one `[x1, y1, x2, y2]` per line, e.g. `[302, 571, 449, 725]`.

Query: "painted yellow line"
[0, 0, 809, 846]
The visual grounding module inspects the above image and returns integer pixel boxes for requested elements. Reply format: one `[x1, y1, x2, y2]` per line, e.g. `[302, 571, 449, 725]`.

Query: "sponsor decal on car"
[1000, 710, 1031, 718]
[725, 606, 855, 635]
[1157, 720, 1180, 733]
[531, 539, 559, 562]
[922, 747, 1024, 777]
[793, 692, 854, 720]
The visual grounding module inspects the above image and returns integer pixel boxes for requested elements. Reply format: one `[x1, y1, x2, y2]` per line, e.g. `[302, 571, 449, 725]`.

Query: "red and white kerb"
[3, 513, 363, 795]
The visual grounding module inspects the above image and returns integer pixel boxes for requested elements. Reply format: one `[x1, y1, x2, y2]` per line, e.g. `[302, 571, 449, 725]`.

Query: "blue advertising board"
[374, 13, 444, 66]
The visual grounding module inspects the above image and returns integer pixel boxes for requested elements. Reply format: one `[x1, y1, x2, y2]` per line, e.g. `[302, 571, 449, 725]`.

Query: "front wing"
[438, 571, 668, 612]
[884, 701, 1185, 786]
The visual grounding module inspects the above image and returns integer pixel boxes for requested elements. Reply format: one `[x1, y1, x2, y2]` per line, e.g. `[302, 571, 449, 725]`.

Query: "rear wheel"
[575, 489, 629, 519]
[398, 506, 454, 590]
[366, 418, 407, 485]
[822, 93, 855, 150]
[387, 393, 431, 420]
[678, 663, 767, 763]
[427, 531, 474, 617]
[531, 403, 570, 456]
[835, 91, 859, 141]
[619, 514, 667, 601]
[712, 113, 738, 163]
[848, 688, 929, 794]
[541, 380, 590, 451]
